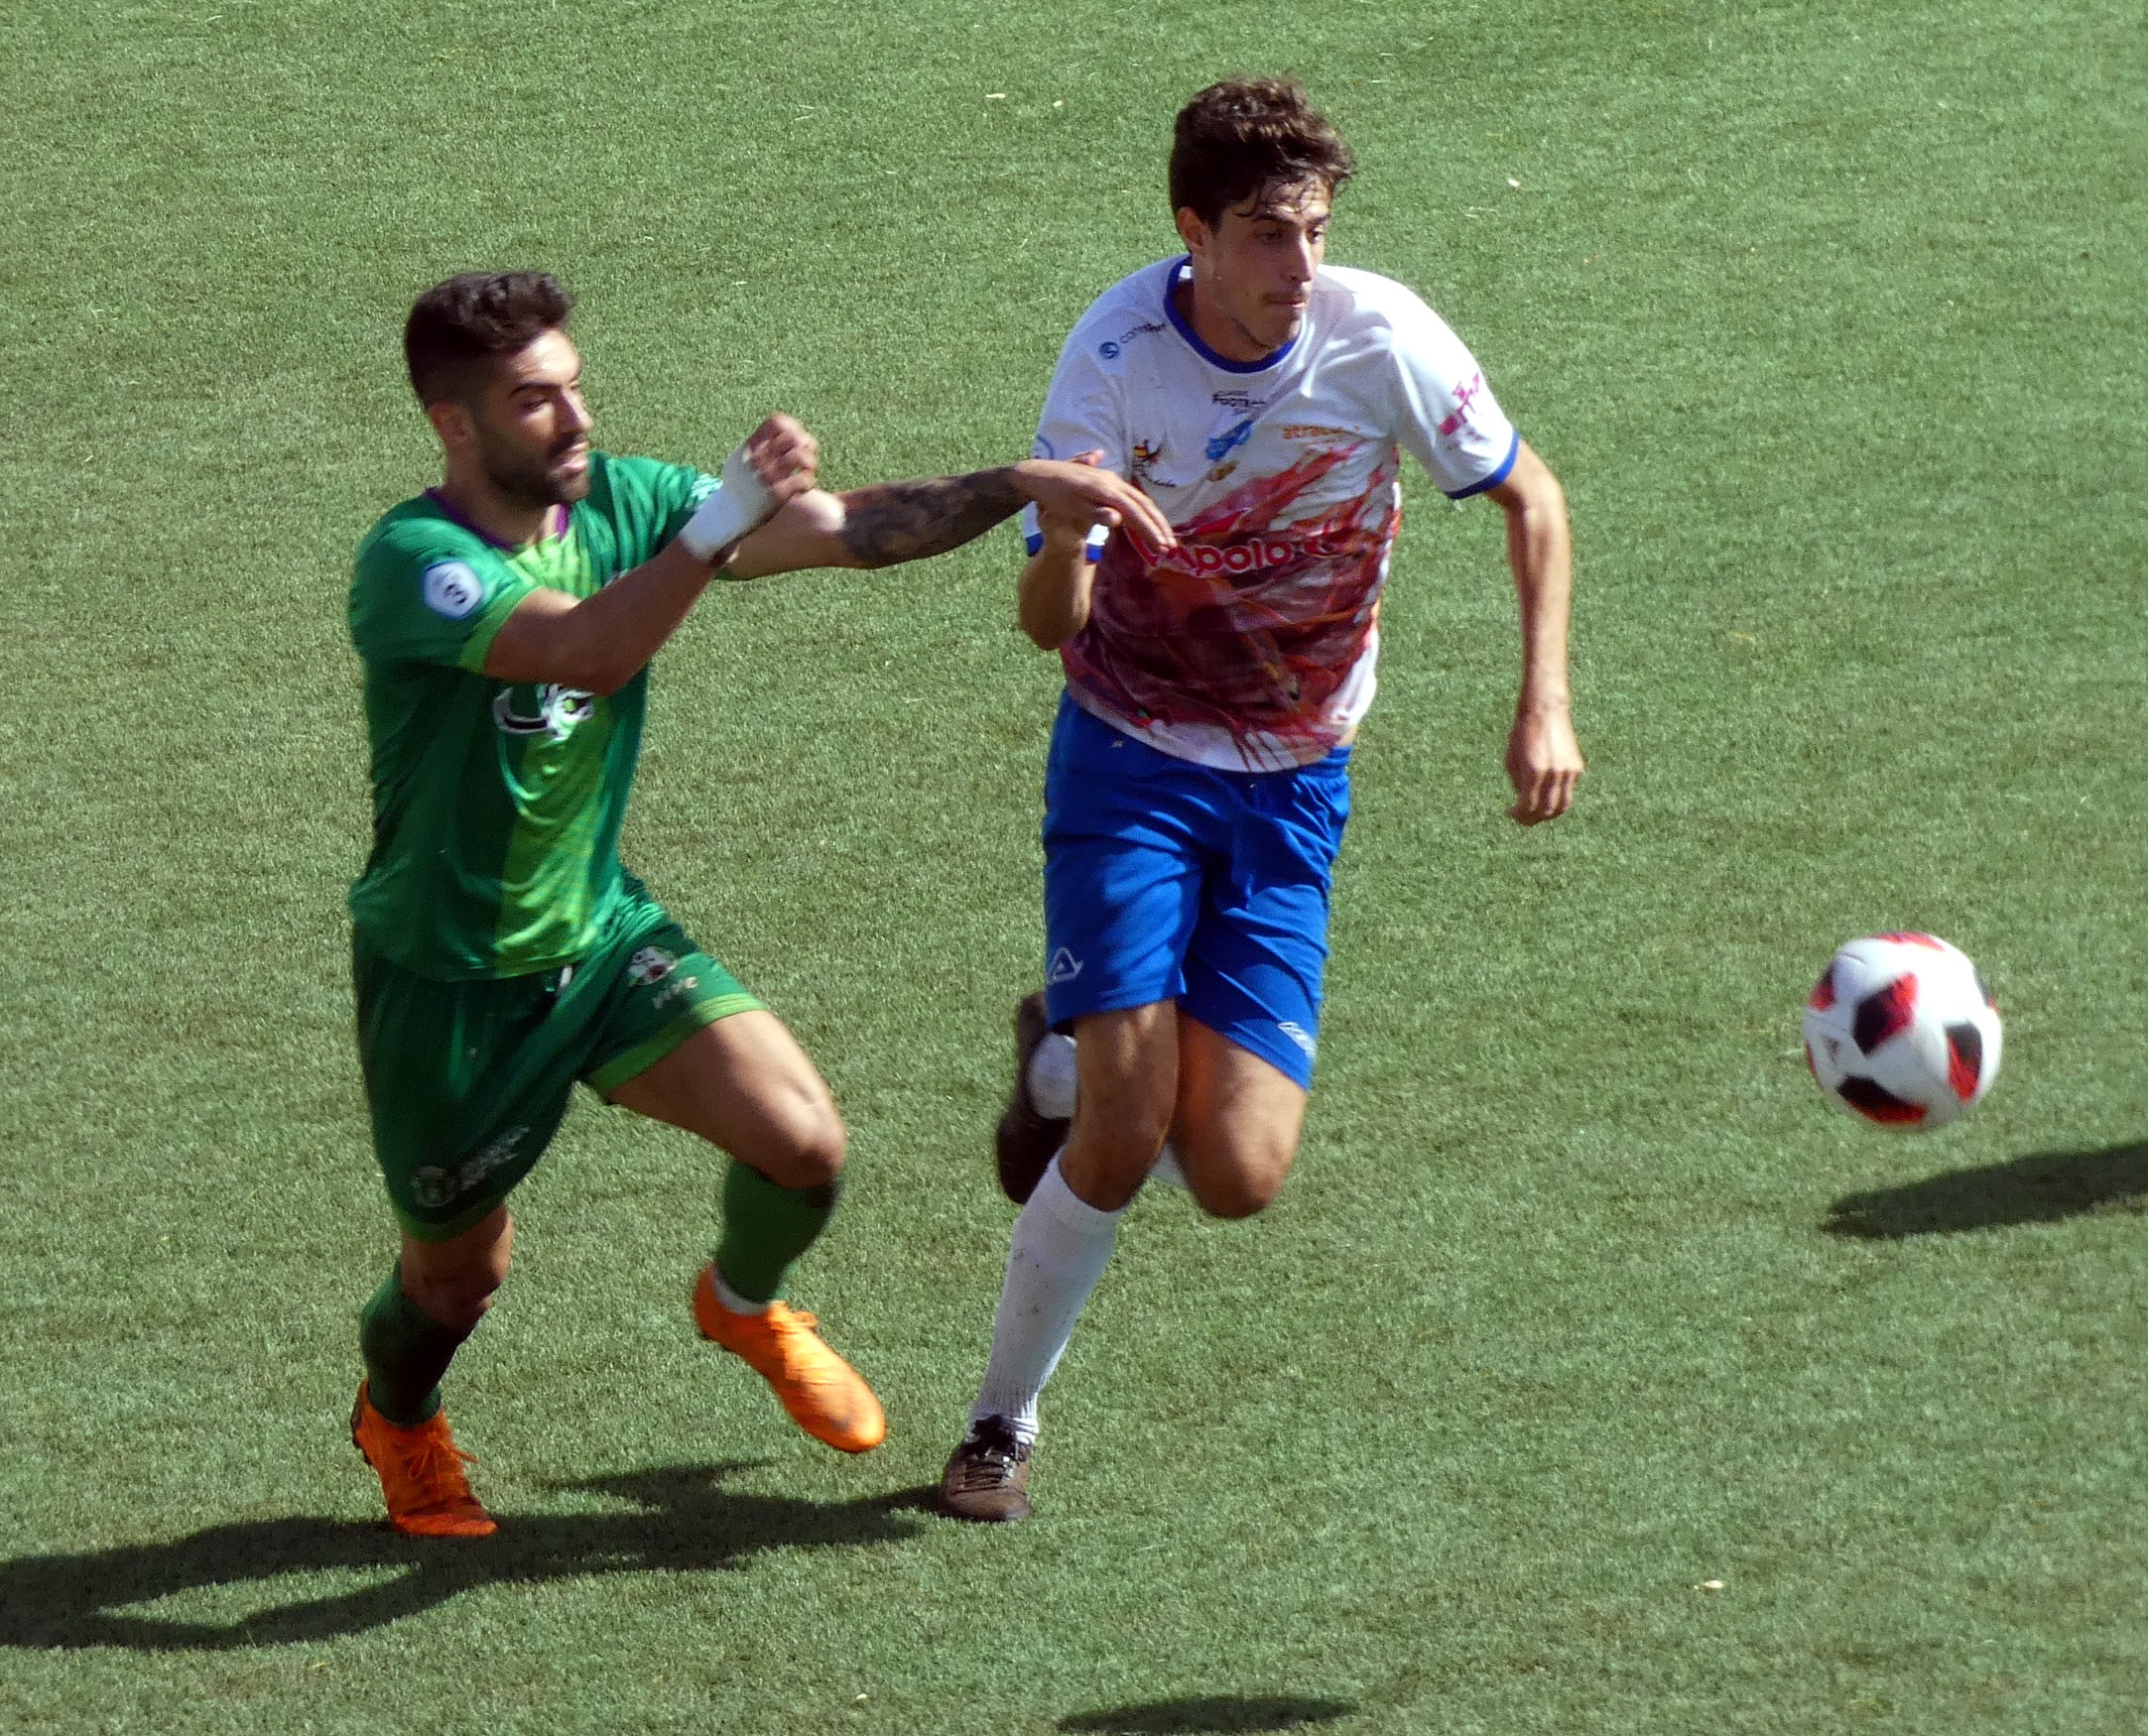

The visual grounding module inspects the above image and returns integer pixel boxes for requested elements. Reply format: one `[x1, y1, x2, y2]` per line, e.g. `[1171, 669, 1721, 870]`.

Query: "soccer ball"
[1801, 933, 2001, 1130]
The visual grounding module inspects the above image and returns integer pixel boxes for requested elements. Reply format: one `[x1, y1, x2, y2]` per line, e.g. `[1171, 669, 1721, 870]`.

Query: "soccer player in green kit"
[348, 271, 1172, 1535]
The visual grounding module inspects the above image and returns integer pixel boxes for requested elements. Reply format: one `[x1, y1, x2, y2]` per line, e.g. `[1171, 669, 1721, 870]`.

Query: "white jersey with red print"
[1022, 255, 1519, 772]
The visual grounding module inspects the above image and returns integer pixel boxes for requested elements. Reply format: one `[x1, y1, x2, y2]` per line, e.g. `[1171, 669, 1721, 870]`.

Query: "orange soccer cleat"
[693, 1265, 887, 1453]
[350, 1382, 497, 1538]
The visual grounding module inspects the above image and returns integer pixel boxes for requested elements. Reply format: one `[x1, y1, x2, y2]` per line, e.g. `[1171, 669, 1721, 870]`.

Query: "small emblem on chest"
[493, 682, 595, 742]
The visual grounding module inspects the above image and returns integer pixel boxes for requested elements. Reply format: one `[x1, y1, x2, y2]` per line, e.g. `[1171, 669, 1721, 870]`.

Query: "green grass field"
[3, 0, 2144, 1729]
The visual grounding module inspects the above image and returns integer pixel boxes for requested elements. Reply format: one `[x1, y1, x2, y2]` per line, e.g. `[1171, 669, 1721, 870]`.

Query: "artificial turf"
[1, 0, 2143, 1730]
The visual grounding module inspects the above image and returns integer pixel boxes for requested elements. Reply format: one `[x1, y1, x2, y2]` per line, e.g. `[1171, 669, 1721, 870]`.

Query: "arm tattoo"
[836, 467, 1024, 568]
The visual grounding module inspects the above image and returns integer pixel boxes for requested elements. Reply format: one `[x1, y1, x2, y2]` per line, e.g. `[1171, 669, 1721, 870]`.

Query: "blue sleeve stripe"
[1446, 429, 1521, 500]
[1024, 527, 1111, 558]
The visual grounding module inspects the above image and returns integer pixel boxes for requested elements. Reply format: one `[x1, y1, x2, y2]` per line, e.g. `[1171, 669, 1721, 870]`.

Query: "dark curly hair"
[404, 270, 575, 405]
[1168, 78, 1356, 230]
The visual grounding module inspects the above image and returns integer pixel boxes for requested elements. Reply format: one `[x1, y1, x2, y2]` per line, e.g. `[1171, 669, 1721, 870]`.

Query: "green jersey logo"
[492, 682, 596, 742]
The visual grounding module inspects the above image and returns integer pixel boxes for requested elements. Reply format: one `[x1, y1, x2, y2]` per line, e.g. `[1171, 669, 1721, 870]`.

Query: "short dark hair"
[404, 271, 575, 405]
[1168, 78, 1356, 230]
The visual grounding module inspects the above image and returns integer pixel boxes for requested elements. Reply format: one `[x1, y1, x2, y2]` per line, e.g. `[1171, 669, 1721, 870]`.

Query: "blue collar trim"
[1163, 258, 1298, 375]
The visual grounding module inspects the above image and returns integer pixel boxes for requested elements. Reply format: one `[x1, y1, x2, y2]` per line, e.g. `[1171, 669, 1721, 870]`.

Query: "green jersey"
[348, 450, 718, 980]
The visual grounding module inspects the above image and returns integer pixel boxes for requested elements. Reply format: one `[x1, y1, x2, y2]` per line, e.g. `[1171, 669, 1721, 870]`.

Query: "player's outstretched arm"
[724, 458, 1171, 579]
[1484, 440, 1583, 825]
[485, 416, 816, 694]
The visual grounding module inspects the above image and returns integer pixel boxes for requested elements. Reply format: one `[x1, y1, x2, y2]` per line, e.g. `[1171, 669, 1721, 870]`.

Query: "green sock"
[359, 1265, 471, 1426]
[714, 1163, 839, 1304]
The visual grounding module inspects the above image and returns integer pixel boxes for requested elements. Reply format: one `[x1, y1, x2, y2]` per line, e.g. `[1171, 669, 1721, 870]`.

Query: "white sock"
[969, 1153, 1122, 1443]
[1025, 1030, 1078, 1122]
[712, 1269, 769, 1315]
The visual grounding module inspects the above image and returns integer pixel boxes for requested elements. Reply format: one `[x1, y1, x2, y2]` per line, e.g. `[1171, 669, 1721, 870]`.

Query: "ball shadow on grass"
[1059, 1696, 1356, 1734]
[1823, 1140, 2148, 1239]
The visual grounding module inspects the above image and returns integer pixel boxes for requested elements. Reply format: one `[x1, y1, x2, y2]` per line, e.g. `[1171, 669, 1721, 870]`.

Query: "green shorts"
[352, 887, 761, 1242]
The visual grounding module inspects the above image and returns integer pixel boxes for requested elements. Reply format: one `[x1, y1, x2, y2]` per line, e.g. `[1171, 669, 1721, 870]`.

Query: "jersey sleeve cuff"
[456, 578, 539, 674]
[1022, 525, 1112, 559]
[1444, 429, 1521, 500]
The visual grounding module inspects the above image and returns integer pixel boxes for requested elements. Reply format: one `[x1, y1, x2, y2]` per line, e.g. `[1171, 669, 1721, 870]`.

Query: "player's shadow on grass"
[1060, 1697, 1355, 1734]
[0, 1462, 930, 1652]
[1823, 1140, 2148, 1239]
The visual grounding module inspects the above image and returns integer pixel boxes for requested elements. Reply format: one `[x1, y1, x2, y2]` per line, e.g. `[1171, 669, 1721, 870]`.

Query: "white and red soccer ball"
[1802, 933, 2002, 1130]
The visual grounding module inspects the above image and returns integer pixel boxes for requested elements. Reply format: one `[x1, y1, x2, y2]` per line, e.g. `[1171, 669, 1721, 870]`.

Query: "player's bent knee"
[406, 1265, 505, 1331]
[1192, 1170, 1286, 1220]
[791, 1112, 846, 1186]
[1073, 1062, 1177, 1156]
[400, 1207, 511, 1329]
[1178, 1125, 1299, 1220]
[751, 1099, 847, 1189]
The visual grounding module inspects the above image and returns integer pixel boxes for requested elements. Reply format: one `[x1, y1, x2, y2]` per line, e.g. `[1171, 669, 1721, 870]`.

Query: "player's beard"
[1234, 286, 1309, 353]
[475, 423, 592, 508]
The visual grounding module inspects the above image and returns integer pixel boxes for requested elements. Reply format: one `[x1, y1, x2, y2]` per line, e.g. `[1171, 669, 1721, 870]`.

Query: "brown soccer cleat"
[995, 991, 1070, 1205]
[938, 1415, 1033, 1523]
[350, 1382, 497, 1538]
[693, 1265, 887, 1453]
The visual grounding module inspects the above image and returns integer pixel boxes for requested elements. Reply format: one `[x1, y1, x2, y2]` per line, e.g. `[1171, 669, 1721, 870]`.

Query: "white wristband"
[677, 439, 778, 562]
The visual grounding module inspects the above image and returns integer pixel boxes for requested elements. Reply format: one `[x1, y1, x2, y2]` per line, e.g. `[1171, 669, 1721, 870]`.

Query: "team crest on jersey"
[1204, 419, 1254, 464]
[493, 682, 595, 742]
[626, 945, 679, 987]
[1125, 437, 1177, 485]
[421, 560, 484, 620]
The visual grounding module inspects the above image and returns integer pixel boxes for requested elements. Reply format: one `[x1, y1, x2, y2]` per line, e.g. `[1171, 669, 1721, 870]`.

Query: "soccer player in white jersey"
[939, 79, 1583, 1521]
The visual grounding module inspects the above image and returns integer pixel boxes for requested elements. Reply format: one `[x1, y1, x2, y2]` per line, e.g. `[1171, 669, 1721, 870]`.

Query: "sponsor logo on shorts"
[1278, 1021, 1318, 1058]
[625, 945, 678, 986]
[652, 972, 700, 1011]
[421, 560, 483, 620]
[1047, 946, 1083, 986]
[409, 1125, 530, 1212]
[1098, 341, 1121, 360]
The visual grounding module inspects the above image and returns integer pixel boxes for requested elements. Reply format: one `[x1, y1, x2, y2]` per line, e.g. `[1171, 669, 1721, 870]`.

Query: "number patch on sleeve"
[422, 560, 484, 620]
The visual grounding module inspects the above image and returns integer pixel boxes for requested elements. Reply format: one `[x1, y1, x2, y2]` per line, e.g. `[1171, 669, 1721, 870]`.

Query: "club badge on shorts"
[626, 945, 678, 987]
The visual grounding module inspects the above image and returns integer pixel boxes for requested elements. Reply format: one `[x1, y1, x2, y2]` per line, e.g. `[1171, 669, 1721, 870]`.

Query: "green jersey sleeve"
[350, 515, 537, 674]
[594, 454, 722, 562]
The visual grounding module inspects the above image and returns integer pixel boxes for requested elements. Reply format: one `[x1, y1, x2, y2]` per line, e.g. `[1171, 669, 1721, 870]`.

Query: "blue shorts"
[1041, 695, 1350, 1090]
